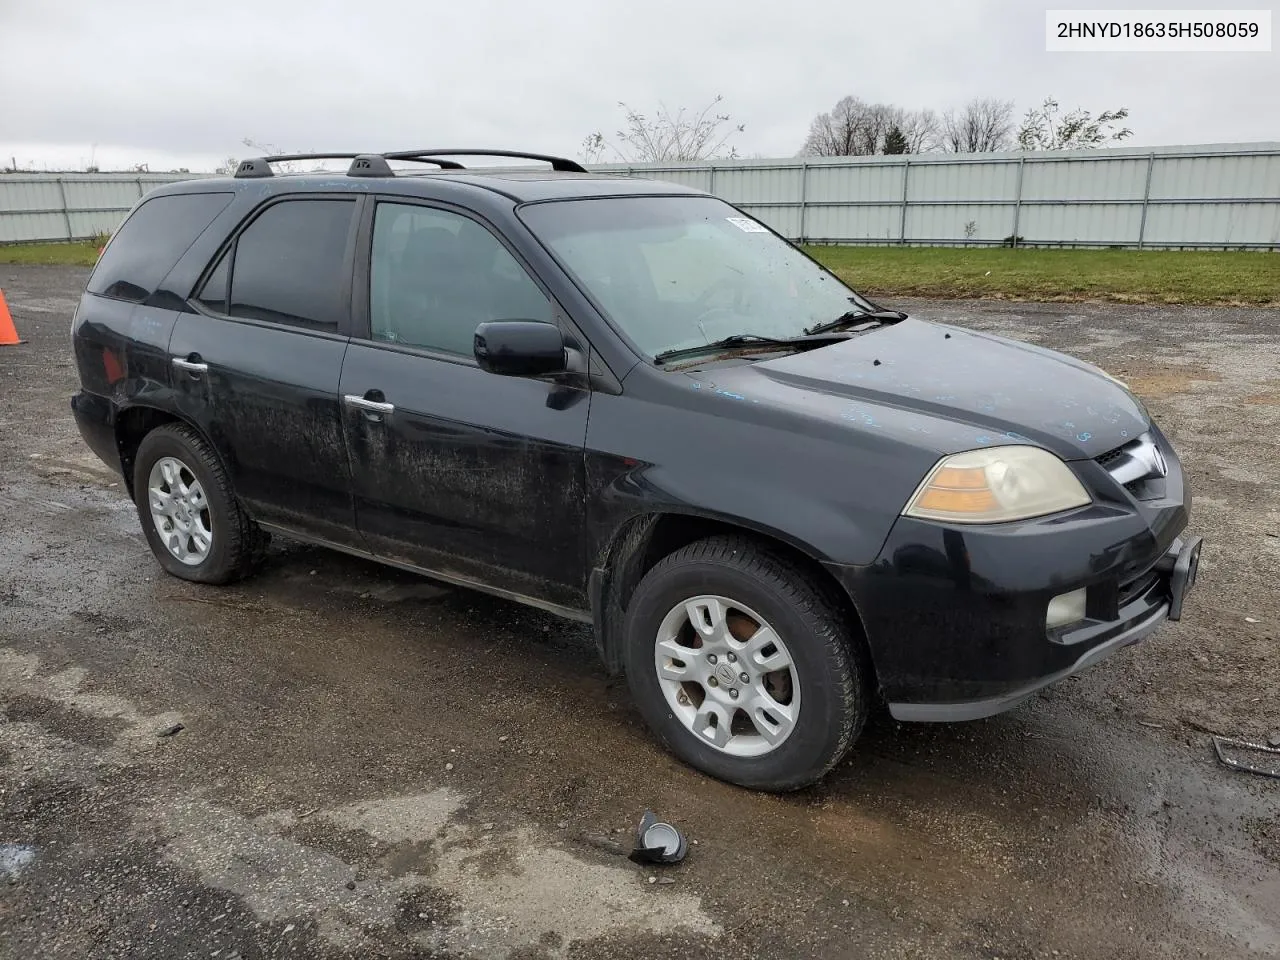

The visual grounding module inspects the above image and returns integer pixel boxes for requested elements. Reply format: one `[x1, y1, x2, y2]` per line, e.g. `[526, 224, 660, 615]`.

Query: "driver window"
[369, 203, 552, 356]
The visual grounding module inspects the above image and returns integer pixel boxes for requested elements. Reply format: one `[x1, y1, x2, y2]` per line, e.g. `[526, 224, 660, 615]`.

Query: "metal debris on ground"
[156, 723, 184, 738]
[628, 809, 689, 865]
[1211, 735, 1280, 779]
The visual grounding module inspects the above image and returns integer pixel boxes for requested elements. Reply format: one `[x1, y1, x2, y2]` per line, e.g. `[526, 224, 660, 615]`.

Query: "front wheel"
[622, 536, 870, 791]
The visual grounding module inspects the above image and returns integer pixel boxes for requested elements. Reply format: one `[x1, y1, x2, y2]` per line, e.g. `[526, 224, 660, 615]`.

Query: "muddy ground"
[1, 264, 1277, 960]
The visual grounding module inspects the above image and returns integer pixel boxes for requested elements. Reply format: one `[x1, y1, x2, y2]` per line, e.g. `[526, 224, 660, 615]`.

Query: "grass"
[804, 246, 1280, 307]
[1, 240, 1275, 306]
[0, 241, 102, 266]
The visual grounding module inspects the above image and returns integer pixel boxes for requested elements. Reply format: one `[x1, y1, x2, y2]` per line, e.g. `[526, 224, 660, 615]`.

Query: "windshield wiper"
[653, 332, 843, 365]
[804, 307, 907, 337]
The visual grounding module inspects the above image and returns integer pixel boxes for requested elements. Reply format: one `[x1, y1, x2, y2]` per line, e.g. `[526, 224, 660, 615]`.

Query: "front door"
[339, 200, 590, 610]
[170, 196, 362, 546]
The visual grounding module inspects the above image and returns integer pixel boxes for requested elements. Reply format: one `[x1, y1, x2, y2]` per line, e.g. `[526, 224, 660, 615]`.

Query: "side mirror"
[474, 320, 568, 377]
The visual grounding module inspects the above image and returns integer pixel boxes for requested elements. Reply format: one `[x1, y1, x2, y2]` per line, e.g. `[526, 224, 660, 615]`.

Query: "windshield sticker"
[726, 217, 768, 233]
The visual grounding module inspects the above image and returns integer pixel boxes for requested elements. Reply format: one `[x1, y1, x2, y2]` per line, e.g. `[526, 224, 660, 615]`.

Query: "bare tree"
[581, 96, 744, 164]
[240, 138, 326, 173]
[940, 98, 1016, 153]
[801, 97, 885, 156]
[897, 108, 941, 153]
[1016, 98, 1132, 150]
[800, 97, 938, 156]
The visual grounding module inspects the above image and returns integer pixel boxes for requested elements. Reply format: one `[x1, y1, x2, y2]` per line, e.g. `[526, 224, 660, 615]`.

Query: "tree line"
[582, 95, 1133, 163]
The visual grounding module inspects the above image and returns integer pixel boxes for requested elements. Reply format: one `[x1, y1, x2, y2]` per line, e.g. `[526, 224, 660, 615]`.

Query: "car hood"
[691, 318, 1150, 460]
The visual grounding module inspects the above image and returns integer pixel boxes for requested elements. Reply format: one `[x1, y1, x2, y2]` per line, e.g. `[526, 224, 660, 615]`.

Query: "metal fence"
[598, 142, 1280, 250]
[0, 173, 204, 244]
[3, 141, 1279, 249]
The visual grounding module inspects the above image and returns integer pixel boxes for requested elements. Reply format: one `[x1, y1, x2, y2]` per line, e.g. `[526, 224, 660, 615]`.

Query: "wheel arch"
[588, 511, 877, 690]
[114, 404, 230, 500]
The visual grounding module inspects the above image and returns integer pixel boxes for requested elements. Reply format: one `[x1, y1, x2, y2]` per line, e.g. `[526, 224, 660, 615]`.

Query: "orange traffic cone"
[0, 288, 24, 345]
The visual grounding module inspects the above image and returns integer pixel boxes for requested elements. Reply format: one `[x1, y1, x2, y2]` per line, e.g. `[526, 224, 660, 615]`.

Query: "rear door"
[73, 191, 235, 415]
[339, 199, 590, 610]
[169, 196, 363, 546]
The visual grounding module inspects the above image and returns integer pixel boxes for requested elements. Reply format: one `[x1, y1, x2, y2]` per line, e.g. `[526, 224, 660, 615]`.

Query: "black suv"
[71, 148, 1201, 790]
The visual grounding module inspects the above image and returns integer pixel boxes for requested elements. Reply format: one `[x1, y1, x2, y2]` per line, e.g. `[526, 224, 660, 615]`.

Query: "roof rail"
[232, 152, 466, 179]
[382, 149, 588, 173]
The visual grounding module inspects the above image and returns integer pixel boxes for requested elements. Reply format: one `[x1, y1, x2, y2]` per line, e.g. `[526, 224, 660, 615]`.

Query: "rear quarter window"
[87, 192, 234, 303]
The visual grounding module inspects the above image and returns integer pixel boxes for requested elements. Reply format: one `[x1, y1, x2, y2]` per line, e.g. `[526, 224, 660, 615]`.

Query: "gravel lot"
[1, 264, 1277, 960]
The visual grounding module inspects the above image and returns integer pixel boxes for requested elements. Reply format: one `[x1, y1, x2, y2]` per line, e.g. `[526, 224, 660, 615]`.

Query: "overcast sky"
[0, 0, 1275, 171]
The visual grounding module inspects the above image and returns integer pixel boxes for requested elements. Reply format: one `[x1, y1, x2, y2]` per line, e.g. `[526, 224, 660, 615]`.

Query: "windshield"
[519, 196, 867, 359]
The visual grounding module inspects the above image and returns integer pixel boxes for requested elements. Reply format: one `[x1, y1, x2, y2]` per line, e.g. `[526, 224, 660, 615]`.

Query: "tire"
[131, 423, 268, 584]
[622, 535, 870, 791]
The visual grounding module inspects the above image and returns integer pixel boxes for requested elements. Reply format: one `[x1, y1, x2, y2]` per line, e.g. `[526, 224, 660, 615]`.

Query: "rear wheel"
[132, 423, 267, 584]
[622, 536, 870, 791]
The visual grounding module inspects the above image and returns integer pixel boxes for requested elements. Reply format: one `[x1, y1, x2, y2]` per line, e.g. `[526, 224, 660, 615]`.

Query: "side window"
[227, 199, 355, 329]
[369, 203, 552, 356]
[87, 192, 233, 303]
[195, 251, 230, 315]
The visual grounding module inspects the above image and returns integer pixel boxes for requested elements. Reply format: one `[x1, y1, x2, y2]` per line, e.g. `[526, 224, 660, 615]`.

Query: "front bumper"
[830, 458, 1198, 721]
[885, 535, 1201, 721]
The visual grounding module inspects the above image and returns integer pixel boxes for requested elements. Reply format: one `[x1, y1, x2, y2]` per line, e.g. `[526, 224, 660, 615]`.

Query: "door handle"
[342, 394, 395, 415]
[172, 356, 208, 375]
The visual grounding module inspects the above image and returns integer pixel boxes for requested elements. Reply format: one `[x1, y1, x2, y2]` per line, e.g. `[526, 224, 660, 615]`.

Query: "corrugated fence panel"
[1022, 156, 1148, 201]
[805, 202, 900, 242]
[805, 162, 903, 204]
[1145, 202, 1280, 247]
[0, 172, 203, 243]
[61, 179, 145, 211]
[1, 212, 67, 243]
[1153, 152, 1280, 200]
[1020, 202, 1142, 245]
[907, 203, 1016, 243]
[909, 159, 1019, 202]
[714, 164, 802, 205]
[5, 179, 65, 212]
[4, 146, 1279, 248]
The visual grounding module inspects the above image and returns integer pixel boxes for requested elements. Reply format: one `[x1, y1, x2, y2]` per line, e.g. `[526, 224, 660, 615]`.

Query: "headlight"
[903, 446, 1091, 524]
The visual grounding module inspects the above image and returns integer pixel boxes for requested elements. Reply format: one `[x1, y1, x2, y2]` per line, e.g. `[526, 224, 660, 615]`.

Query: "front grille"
[1096, 446, 1128, 468]
[1096, 432, 1168, 499]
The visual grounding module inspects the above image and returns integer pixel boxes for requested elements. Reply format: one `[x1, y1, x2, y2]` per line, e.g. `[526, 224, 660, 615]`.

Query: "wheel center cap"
[715, 663, 737, 687]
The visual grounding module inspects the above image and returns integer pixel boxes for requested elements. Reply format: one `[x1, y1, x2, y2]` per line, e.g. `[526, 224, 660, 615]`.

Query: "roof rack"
[232, 149, 587, 179]
[382, 149, 588, 173]
[232, 153, 464, 179]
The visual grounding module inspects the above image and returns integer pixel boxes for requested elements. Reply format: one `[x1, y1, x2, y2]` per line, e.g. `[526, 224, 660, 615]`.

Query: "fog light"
[1046, 588, 1087, 629]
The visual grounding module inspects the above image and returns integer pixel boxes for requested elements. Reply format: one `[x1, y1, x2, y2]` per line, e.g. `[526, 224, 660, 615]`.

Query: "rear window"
[87, 192, 234, 303]
[225, 199, 355, 330]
